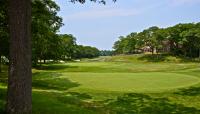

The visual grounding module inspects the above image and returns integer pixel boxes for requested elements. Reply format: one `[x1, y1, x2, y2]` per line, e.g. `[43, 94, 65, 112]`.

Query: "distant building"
[161, 40, 171, 53]
[141, 46, 151, 53]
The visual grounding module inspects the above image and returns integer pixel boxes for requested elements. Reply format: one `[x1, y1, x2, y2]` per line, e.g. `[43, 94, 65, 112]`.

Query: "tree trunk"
[184, 49, 187, 58]
[156, 48, 159, 59]
[0, 54, 2, 72]
[40, 59, 42, 67]
[199, 48, 200, 59]
[7, 0, 32, 114]
[151, 47, 154, 55]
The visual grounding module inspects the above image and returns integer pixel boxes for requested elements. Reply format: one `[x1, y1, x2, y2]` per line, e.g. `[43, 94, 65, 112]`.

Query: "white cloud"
[171, 0, 200, 6]
[65, 8, 140, 20]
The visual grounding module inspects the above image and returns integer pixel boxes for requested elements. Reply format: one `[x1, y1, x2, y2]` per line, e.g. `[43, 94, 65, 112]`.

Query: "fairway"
[1, 57, 200, 114]
[62, 72, 200, 92]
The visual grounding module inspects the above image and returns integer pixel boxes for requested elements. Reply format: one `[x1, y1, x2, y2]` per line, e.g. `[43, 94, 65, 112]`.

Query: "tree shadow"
[2, 87, 200, 114]
[56, 92, 93, 105]
[174, 87, 200, 96]
[34, 64, 78, 71]
[55, 92, 111, 113]
[0, 88, 6, 114]
[0, 72, 7, 85]
[32, 90, 99, 114]
[32, 72, 80, 91]
[55, 92, 200, 114]
[105, 93, 200, 114]
[67, 92, 92, 100]
[138, 54, 168, 62]
[137, 54, 193, 63]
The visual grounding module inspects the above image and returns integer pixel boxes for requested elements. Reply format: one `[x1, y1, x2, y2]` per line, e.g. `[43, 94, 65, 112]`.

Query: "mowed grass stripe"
[60, 72, 200, 93]
[39, 62, 199, 73]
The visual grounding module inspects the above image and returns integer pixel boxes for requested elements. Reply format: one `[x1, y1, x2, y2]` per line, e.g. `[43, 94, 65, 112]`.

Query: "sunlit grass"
[61, 72, 200, 93]
[1, 55, 200, 113]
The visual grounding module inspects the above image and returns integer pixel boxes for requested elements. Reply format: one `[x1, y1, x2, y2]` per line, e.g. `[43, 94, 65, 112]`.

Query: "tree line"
[113, 23, 200, 58]
[100, 50, 114, 56]
[0, 0, 100, 69]
[32, 33, 100, 66]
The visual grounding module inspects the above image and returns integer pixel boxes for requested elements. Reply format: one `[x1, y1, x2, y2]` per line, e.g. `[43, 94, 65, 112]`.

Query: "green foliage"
[0, 0, 9, 57]
[0, 0, 101, 66]
[100, 50, 114, 56]
[0, 0, 64, 65]
[73, 45, 100, 59]
[58, 34, 77, 60]
[113, 33, 138, 54]
[70, 0, 116, 4]
[32, 0, 63, 64]
[113, 23, 200, 58]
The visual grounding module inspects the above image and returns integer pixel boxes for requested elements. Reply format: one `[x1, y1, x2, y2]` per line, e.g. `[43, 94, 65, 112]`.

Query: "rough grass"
[1, 55, 200, 114]
[88, 54, 199, 63]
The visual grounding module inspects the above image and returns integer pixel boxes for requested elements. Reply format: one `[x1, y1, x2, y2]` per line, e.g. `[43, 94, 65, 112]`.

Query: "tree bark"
[7, 0, 32, 114]
[0, 54, 2, 72]
[199, 48, 200, 59]
[40, 59, 42, 67]
[151, 47, 154, 55]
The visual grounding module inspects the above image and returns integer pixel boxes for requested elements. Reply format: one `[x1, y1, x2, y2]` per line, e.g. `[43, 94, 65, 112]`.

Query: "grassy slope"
[1, 54, 200, 114]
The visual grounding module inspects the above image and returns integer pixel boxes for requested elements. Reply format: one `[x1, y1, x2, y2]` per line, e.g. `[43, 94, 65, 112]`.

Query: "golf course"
[1, 55, 200, 114]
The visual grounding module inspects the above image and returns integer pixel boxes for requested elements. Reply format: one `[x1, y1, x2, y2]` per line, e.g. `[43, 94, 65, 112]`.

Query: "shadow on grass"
[137, 54, 194, 63]
[55, 92, 112, 113]
[34, 64, 78, 71]
[138, 54, 168, 62]
[32, 72, 80, 91]
[67, 92, 92, 100]
[57, 92, 93, 106]
[105, 93, 200, 114]
[0, 72, 7, 85]
[55, 92, 200, 114]
[1, 87, 200, 114]
[0, 88, 6, 114]
[32, 91, 99, 114]
[174, 87, 200, 96]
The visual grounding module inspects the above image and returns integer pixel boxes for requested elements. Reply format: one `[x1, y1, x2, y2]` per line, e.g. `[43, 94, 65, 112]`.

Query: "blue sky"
[55, 0, 200, 50]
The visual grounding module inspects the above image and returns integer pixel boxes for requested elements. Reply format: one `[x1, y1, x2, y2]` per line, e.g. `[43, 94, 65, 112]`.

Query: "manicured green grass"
[61, 72, 200, 93]
[1, 55, 200, 114]
[38, 62, 198, 73]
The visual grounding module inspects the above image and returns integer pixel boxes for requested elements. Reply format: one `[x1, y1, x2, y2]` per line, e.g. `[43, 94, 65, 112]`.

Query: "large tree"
[113, 33, 138, 55]
[59, 34, 77, 60]
[32, 0, 63, 65]
[142, 26, 160, 54]
[6, 0, 116, 113]
[7, 0, 32, 113]
[0, 0, 8, 72]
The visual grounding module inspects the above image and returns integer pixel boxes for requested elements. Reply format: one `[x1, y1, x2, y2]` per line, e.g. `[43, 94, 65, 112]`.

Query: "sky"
[55, 0, 200, 50]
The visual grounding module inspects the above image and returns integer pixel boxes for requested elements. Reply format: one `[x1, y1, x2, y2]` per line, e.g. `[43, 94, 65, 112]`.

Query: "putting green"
[62, 72, 200, 92]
